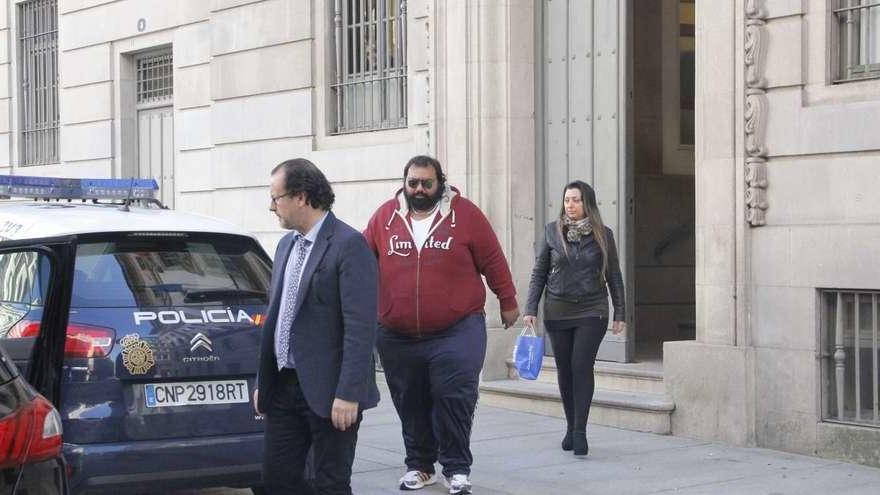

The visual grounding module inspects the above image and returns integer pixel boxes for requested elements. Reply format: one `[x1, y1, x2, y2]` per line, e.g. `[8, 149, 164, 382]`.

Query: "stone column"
[663, 0, 756, 446]
[432, 0, 536, 379]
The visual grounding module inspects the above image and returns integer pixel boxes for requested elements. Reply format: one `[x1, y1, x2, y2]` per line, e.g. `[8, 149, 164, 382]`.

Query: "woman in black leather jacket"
[523, 180, 626, 456]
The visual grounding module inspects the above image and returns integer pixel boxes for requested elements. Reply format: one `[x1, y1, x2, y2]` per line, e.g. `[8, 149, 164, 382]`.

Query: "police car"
[0, 175, 271, 494]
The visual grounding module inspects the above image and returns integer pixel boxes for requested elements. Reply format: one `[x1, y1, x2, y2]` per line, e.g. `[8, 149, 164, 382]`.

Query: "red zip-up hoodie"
[364, 186, 518, 336]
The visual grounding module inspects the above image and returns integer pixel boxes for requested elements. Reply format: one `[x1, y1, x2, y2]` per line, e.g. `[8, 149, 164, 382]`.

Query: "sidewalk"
[349, 384, 880, 494]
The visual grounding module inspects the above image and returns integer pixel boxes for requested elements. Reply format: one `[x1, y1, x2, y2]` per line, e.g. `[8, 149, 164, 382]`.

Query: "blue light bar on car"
[80, 178, 159, 199]
[0, 175, 159, 200]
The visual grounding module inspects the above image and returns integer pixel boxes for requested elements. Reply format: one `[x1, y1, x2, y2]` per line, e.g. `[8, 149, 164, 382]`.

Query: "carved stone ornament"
[744, 1, 768, 226]
[745, 20, 768, 88]
[745, 157, 768, 189]
[745, 157, 768, 225]
[745, 0, 765, 20]
[744, 89, 768, 157]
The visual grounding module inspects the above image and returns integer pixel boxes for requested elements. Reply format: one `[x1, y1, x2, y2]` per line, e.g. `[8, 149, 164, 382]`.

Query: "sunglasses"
[406, 178, 435, 189]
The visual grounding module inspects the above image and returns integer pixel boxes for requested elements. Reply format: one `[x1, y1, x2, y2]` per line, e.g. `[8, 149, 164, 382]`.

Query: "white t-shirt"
[411, 213, 437, 252]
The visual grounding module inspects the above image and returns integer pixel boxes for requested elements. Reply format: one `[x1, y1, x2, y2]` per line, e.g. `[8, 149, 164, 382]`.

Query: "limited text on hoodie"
[364, 186, 517, 336]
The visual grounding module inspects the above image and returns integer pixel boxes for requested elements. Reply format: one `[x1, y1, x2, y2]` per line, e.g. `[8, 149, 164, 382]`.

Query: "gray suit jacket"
[257, 211, 379, 417]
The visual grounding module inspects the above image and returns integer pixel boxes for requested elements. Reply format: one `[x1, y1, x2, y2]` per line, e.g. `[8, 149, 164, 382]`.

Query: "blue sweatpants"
[376, 313, 487, 478]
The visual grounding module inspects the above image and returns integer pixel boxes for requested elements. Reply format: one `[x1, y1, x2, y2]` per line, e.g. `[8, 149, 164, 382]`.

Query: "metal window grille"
[136, 51, 173, 108]
[833, 1, 880, 82]
[331, 0, 407, 134]
[17, 0, 59, 167]
[820, 290, 880, 427]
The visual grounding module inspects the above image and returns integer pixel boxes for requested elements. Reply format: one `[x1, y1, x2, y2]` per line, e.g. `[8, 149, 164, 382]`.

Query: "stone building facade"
[1, 0, 878, 467]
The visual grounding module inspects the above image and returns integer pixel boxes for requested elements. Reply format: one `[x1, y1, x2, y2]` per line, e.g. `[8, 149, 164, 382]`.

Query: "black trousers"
[263, 369, 361, 495]
[545, 317, 608, 433]
[376, 313, 487, 478]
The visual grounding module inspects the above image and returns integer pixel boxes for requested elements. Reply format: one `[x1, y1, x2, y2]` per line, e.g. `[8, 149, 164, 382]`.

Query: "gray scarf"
[563, 216, 592, 243]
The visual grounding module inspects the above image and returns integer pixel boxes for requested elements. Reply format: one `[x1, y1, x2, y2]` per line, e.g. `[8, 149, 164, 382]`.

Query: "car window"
[0, 251, 49, 338]
[72, 235, 271, 308]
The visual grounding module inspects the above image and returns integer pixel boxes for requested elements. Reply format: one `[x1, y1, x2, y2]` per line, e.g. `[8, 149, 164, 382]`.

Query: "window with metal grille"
[832, 1, 880, 82]
[820, 289, 880, 427]
[331, 0, 407, 134]
[17, 0, 59, 166]
[136, 50, 173, 108]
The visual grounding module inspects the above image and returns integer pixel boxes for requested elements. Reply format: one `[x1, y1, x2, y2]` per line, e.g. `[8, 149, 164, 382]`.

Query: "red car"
[0, 340, 66, 494]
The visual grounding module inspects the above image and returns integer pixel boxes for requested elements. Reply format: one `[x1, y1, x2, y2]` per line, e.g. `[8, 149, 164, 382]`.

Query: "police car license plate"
[144, 380, 249, 408]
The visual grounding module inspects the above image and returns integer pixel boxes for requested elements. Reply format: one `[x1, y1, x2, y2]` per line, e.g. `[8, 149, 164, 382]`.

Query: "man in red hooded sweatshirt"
[364, 155, 520, 495]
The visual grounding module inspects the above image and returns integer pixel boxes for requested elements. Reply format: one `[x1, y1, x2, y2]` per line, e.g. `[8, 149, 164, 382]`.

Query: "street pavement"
[178, 383, 880, 494]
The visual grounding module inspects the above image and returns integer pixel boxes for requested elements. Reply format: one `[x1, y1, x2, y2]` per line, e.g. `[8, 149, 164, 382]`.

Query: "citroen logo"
[190, 333, 213, 353]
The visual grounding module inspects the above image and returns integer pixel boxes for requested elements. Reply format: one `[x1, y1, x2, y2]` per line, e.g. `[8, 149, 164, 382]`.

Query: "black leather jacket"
[525, 222, 626, 321]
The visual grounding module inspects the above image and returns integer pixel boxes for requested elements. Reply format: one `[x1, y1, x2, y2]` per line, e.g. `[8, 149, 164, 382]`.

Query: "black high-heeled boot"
[572, 430, 588, 456]
[561, 430, 573, 451]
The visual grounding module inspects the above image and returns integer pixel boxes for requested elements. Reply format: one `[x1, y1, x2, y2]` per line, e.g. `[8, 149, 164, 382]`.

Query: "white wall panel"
[0, 32, 8, 64]
[212, 0, 265, 12]
[211, 90, 312, 144]
[174, 21, 211, 68]
[329, 180, 403, 231]
[0, 99, 9, 134]
[0, 65, 9, 99]
[61, 0, 209, 50]
[61, 82, 113, 124]
[61, 121, 112, 162]
[26, 159, 112, 176]
[211, 41, 311, 100]
[175, 64, 211, 110]
[766, 154, 880, 225]
[0, 133, 9, 166]
[312, 142, 417, 183]
[60, 44, 111, 87]
[175, 148, 213, 192]
[789, 225, 880, 289]
[211, 0, 310, 55]
[765, 0, 804, 19]
[176, 190, 214, 217]
[60, 0, 119, 15]
[175, 107, 212, 151]
[765, 88, 880, 156]
[764, 16, 803, 88]
[211, 137, 312, 188]
[410, 72, 429, 126]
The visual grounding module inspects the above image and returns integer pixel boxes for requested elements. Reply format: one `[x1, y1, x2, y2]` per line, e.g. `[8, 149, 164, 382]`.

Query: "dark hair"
[271, 158, 335, 211]
[403, 155, 446, 188]
[556, 180, 610, 278]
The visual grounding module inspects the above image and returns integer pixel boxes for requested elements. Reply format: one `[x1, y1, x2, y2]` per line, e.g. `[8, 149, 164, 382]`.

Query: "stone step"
[506, 358, 667, 395]
[479, 378, 674, 435]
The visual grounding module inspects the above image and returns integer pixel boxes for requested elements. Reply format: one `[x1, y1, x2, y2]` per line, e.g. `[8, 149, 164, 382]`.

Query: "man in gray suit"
[255, 158, 379, 494]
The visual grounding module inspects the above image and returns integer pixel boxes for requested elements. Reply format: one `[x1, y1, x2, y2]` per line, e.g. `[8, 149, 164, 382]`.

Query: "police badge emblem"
[121, 334, 155, 375]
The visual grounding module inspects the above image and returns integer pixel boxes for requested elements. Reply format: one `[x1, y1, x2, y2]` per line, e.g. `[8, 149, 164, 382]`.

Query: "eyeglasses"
[270, 191, 293, 205]
[406, 178, 435, 190]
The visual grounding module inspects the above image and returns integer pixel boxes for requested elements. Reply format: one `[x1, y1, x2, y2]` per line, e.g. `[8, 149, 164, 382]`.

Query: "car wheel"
[250, 487, 268, 495]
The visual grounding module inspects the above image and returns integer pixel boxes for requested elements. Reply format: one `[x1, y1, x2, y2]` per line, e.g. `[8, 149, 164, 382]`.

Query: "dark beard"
[405, 187, 443, 212]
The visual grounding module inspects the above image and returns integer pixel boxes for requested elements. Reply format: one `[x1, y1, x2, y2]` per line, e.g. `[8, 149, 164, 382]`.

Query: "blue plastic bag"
[513, 326, 544, 380]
